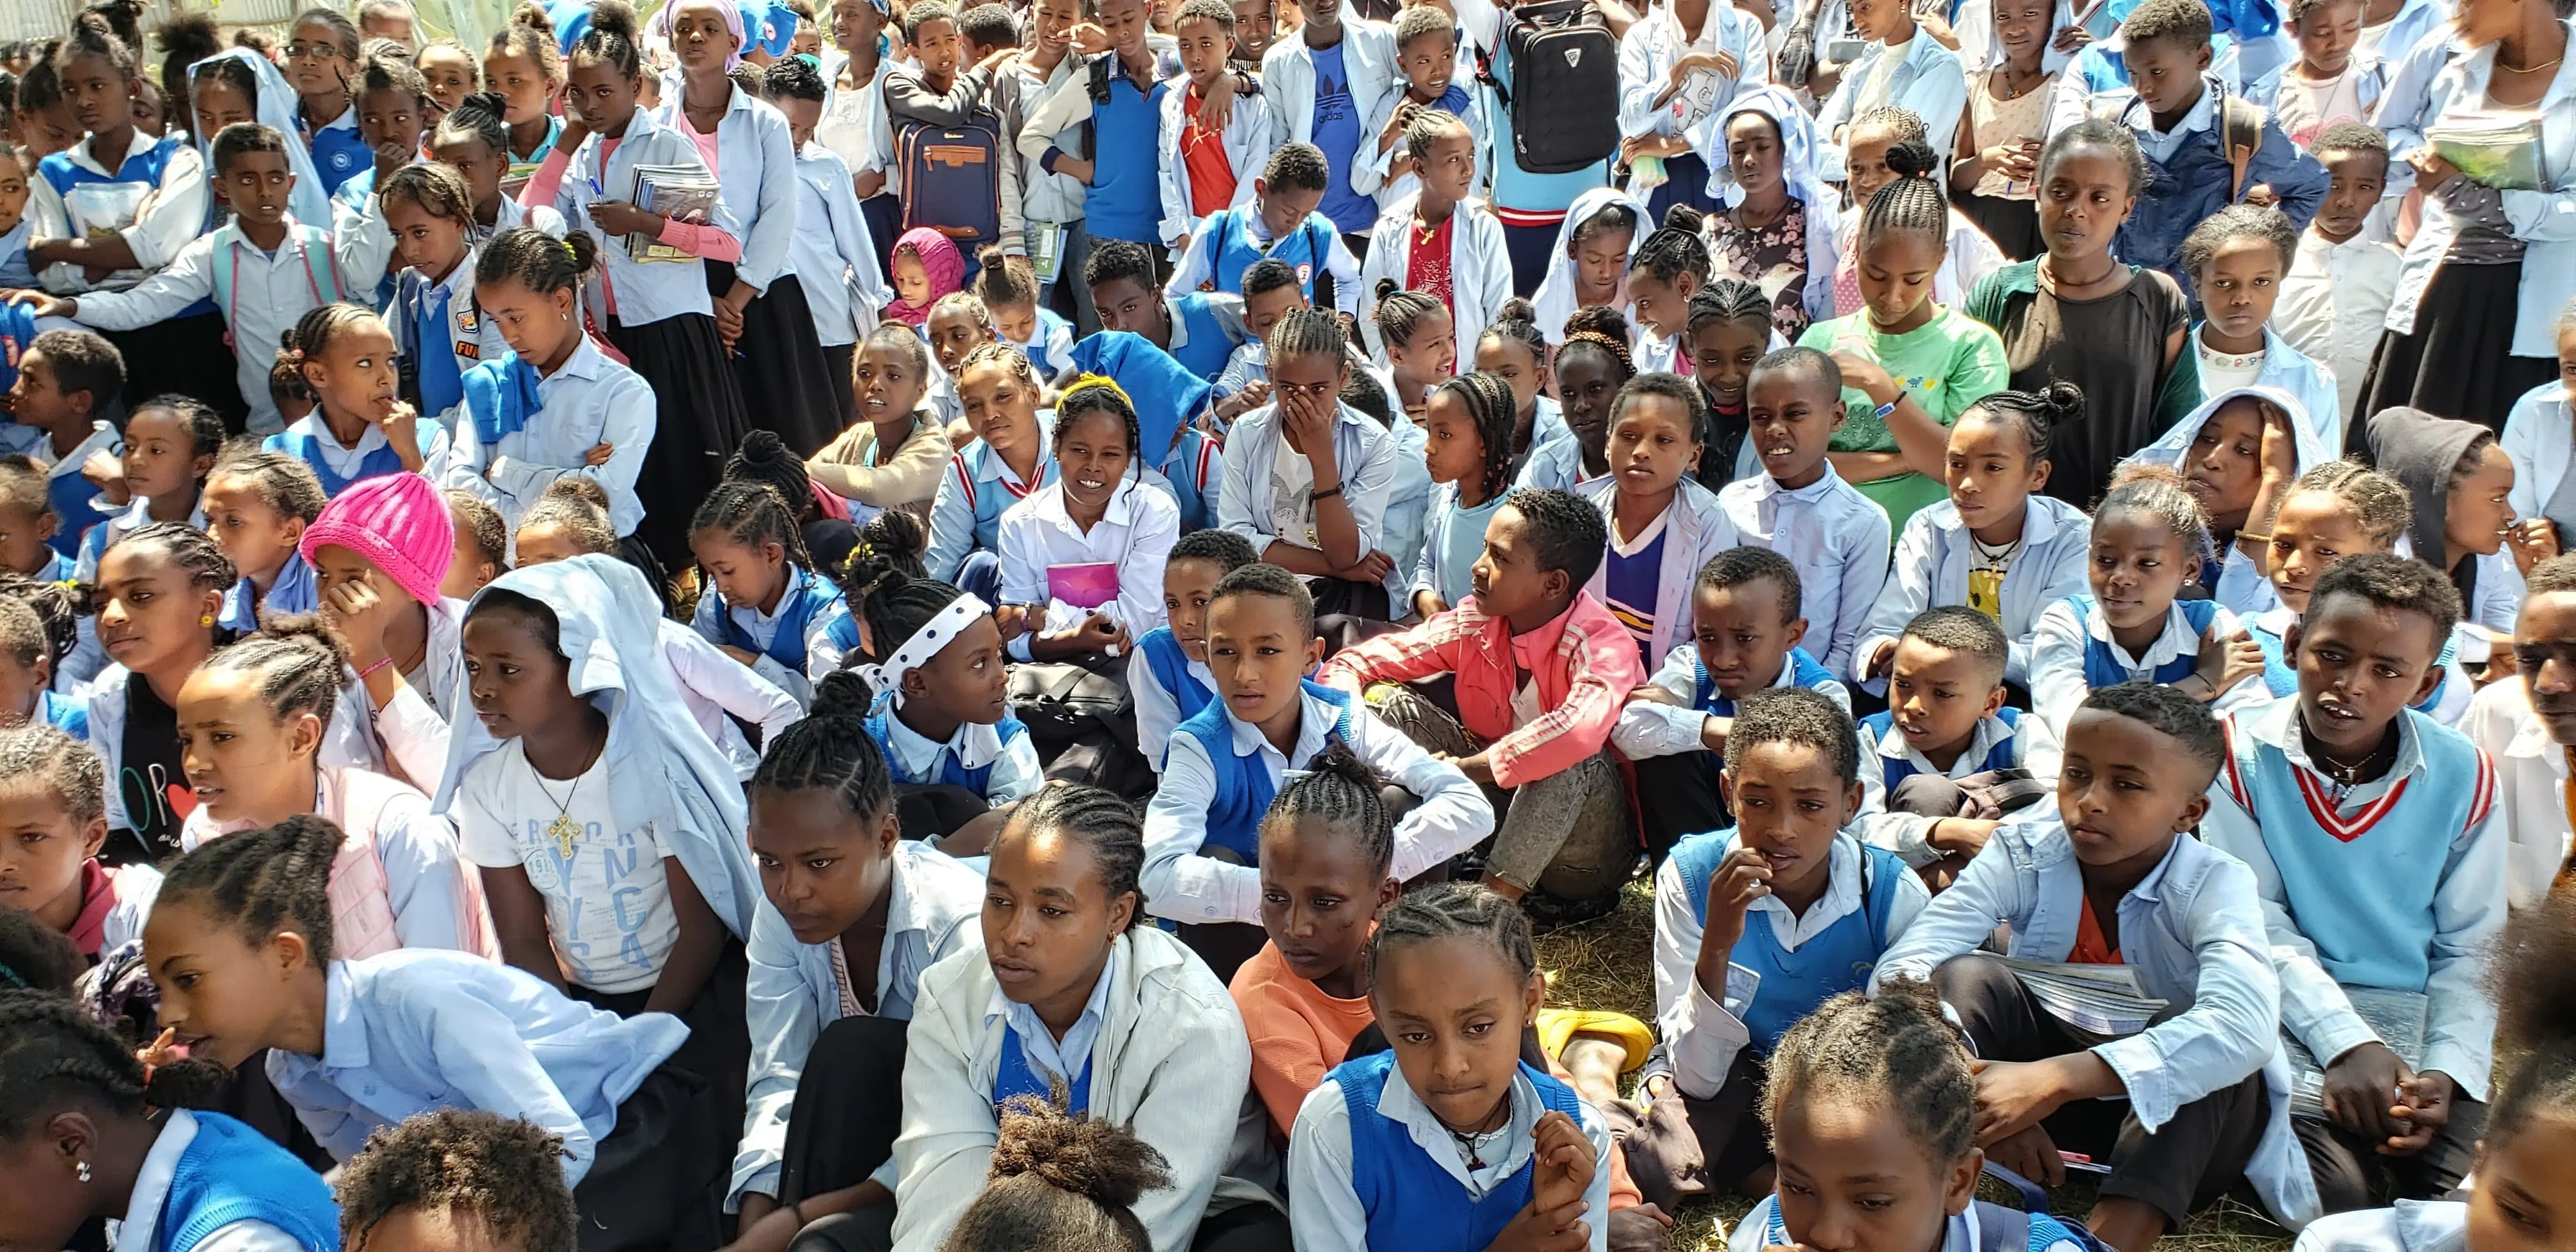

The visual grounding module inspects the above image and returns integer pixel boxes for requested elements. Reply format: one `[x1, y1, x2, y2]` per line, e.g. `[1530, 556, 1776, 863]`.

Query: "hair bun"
[542, 475, 613, 511]
[2037, 381, 2084, 428]
[735, 429, 792, 466]
[256, 611, 354, 671]
[585, 0, 640, 42]
[1662, 203, 1704, 234]
[1494, 296, 1538, 325]
[1561, 303, 1632, 344]
[1372, 277, 1400, 303]
[510, 0, 558, 34]
[1885, 138, 1942, 181]
[459, 90, 509, 118]
[990, 1096, 1174, 1214]
[810, 668, 876, 721]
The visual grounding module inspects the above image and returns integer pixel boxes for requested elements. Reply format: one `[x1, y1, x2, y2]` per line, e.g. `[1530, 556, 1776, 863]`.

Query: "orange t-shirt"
[1229, 941, 1378, 1139]
[2070, 894, 2123, 965]
[1181, 88, 1239, 219]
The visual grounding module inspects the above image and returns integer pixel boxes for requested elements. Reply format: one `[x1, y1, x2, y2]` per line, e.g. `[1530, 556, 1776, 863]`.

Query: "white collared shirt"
[1216, 399, 1402, 560]
[552, 105, 739, 326]
[2459, 675, 2571, 908]
[1142, 685, 1494, 925]
[2027, 596, 2257, 733]
[1717, 463, 1893, 676]
[785, 143, 891, 348]
[27, 129, 210, 294]
[995, 477, 1181, 661]
[2276, 229, 2401, 422]
[1855, 712, 2062, 866]
[1653, 830, 1929, 1097]
[1855, 495, 2094, 689]
[436, 336, 656, 538]
[652, 82, 799, 291]
[110, 1110, 307, 1252]
[1613, 642, 1853, 760]
[1128, 644, 1219, 772]
[880, 704, 1045, 806]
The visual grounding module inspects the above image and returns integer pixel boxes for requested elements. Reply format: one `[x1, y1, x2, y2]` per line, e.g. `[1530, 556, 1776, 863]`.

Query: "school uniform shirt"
[68, 217, 364, 434]
[1718, 464, 1892, 677]
[2202, 698, 2506, 1106]
[0, 220, 33, 289]
[1411, 482, 1508, 612]
[180, 765, 489, 958]
[1142, 683, 1492, 925]
[1351, 82, 1488, 214]
[1261, 10, 1402, 165]
[1377, 416, 1435, 606]
[687, 567, 853, 706]
[1816, 32, 1970, 165]
[2375, 24, 2576, 359]
[1853, 495, 2092, 689]
[1613, 643, 1852, 760]
[1158, 79, 1275, 245]
[1828, 204, 2007, 313]
[1287, 1058, 1618, 1252]
[924, 425, 1059, 583]
[64, 858, 158, 960]
[1873, 809, 2313, 1224]
[108, 1109, 324, 1252]
[878, 705, 1046, 807]
[817, 52, 894, 197]
[2027, 596, 2258, 733]
[2294, 1199, 2467, 1252]
[789, 142, 893, 349]
[346, 593, 469, 795]
[2173, 326, 2343, 454]
[1577, 477, 1740, 671]
[437, 337, 656, 538]
[392, 257, 509, 431]
[1354, 194, 1512, 363]
[657, 618, 802, 782]
[652, 83, 800, 293]
[27, 129, 210, 294]
[332, 166, 401, 317]
[1616, 3, 1772, 191]
[468, 194, 572, 248]
[2504, 380, 2576, 539]
[303, 103, 372, 196]
[1855, 712, 2062, 866]
[733, 840, 986, 1207]
[892, 926, 1271, 1251]
[2460, 673, 2573, 908]
[31, 420, 121, 561]
[1167, 206, 1365, 315]
[2276, 229, 2402, 424]
[1129, 634, 1218, 772]
[262, 414, 448, 500]
[546, 105, 744, 326]
[1004, 309, 1079, 379]
[457, 745, 678, 993]
[996, 477, 1181, 661]
[74, 496, 206, 583]
[2124, 385, 2338, 618]
[266, 952, 688, 1183]
[1648, 829, 1937, 1097]
[1217, 399, 1404, 565]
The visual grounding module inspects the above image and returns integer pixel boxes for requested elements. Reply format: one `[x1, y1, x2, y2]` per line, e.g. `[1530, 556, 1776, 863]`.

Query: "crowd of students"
[0, 0, 2570, 1249]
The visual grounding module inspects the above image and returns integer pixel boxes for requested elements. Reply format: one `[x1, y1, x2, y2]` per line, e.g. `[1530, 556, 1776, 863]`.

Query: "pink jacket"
[1316, 593, 1644, 789]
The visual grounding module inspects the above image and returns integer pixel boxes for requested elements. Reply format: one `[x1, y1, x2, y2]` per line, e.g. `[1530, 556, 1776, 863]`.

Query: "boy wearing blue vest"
[1877, 682, 2307, 1244]
[1140, 560, 1491, 978]
[1616, 546, 1851, 859]
[1130, 526, 1259, 770]
[1857, 607, 2063, 888]
[1167, 142, 1364, 313]
[1631, 687, 1929, 1207]
[2202, 554, 2506, 1215]
[3, 328, 122, 558]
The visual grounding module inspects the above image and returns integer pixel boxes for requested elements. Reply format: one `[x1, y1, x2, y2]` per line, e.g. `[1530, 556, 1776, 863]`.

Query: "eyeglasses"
[284, 41, 348, 59]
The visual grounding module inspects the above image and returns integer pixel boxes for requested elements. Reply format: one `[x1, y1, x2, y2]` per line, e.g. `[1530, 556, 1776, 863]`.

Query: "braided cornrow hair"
[1476, 300, 1549, 388]
[276, 303, 384, 405]
[105, 521, 239, 597]
[1437, 370, 1521, 507]
[2285, 459, 2412, 551]
[1684, 277, 1774, 339]
[1368, 287, 1445, 354]
[1959, 383, 2083, 468]
[2097, 463, 2215, 578]
[0, 991, 233, 1141]
[197, 615, 351, 738]
[690, 480, 815, 573]
[1006, 784, 1147, 929]
[1259, 739, 1394, 878]
[1268, 306, 1349, 369]
[1761, 980, 1977, 1164]
[0, 574, 81, 673]
[1633, 204, 1712, 286]
[518, 479, 618, 558]
[1558, 305, 1637, 382]
[1850, 104, 1928, 146]
[1365, 882, 1535, 988]
[156, 813, 345, 963]
[955, 336, 1037, 392]
[1859, 139, 1949, 249]
[0, 722, 103, 827]
[750, 670, 895, 826]
[840, 548, 967, 671]
[724, 431, 817, 524]
[1052, 378, 1144, 485]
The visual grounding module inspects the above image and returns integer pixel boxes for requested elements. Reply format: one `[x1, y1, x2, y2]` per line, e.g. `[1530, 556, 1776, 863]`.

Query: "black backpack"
[1478, 0, 1619, 174]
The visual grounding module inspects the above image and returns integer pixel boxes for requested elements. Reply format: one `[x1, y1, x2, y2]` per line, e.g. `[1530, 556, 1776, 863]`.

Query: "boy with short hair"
[1352, 4, 1487, 212]
[1617, 546, 1851, 853]
[1087, 238, 1252, 382]
[1211, 258, 1307, 420]
[1229, 0, 1279, 68]
[1877, 682, 2305, 1246]
[1167, 141, 1363, 312]
[1160, 0, 1276, 254]
[2202, 553, 2506, 1214]
[956, 2, 1020, 63]
[1131, 525, 1261, 770]
[883, 0, 1028, 258]
[4, 329, 120, 556]
[1260, 0, 1399, 256]
[2273, 122, 2398, 416]
[1351, 111, 1511, 361]
[1856, 607, 2064, 885]
[1318, 487, 1647, 920]
[2461, 552, 2576, 906]
[1140, 561, 1491, 977]
[1627, 686, 1930, 1209]
[1020, 0, 1224, 250]
[2051, 0, 2326, 287]
[1718, 347, 1892, 678]
[334, 1109, 578, 1252]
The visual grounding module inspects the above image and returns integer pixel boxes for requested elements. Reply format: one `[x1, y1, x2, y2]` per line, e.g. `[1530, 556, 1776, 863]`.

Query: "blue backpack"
[898, 111, 1005, 257]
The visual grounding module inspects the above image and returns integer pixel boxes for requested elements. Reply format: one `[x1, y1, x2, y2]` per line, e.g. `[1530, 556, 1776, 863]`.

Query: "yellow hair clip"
[1056, 372, 1133, 411]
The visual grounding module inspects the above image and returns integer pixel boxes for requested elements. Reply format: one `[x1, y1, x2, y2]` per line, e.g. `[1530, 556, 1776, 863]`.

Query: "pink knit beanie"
[299, 473, 456, 606]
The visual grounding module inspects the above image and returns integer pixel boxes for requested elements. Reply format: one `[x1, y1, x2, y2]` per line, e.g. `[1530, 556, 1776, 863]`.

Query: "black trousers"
[894, 783, 996, 843]
[1935, 953, 2270, 1228]
[572, 941, 753, 1159]
[579, 1062, 729, 1252]
[1632, 752, 1729, 864]
[2295, 1089, 2487, 1213]
[779, 1015, 912, 1203]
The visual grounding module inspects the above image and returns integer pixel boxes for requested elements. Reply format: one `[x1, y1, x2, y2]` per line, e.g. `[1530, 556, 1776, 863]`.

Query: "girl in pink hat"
[302, 470, 470, 791]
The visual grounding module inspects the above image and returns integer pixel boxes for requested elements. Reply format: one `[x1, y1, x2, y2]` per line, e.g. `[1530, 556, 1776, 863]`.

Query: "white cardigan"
[891, 925, 1278, 1251]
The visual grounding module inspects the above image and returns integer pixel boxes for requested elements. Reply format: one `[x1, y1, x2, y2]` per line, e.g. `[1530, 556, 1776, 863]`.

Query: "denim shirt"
[266, 954, 686, 1184]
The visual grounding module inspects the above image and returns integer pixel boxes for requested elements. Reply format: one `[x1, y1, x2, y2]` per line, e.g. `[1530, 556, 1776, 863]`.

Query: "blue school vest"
[2066, 595, 2220, 689]
[993, 1023, 1092, 1113]
[219, 553, 318, 635]
[1673, 834, 1906, 1053]
[1137, 626, 1215, 724]
[40, 135, 217, 319]
[1692, 648, 1837, 717]
[2221, 708, 2492, 995]
[261, 426, 411, 498]
[39, 688, 86, 740]
[47, 470, 109, 560]
[864, 708, 1033, 795]
[719, 566, 846, 676]
[1204, 207, 1338, 300]
[1172, 680, 1354, 861]
[1168, 293, 1239, 383]
[2247, 614, 2458, 715]
[1086, 67, 1167, 245]
[1329, 1050, 1586, 1252]
[151, 1112, 343, 1252]
[1862, 708, 2024, 793]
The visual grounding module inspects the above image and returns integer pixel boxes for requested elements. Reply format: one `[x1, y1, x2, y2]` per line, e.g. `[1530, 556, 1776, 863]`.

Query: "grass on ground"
[1533, 879, 2293, 1252]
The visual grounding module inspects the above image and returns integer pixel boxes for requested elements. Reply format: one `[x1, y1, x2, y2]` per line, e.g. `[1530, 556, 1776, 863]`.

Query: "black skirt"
[101, 310, 247, 432]
[578, 1061, 729, 1252]
[2354, 258, 2557, 446]
[823, 342, 858, 434]
[606, 310, 750, 569]
[1954, 188, 2042, 262]
[708, 261, 845, 457]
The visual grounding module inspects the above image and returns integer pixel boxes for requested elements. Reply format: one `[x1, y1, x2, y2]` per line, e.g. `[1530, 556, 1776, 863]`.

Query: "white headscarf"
[185, 49, 332, 231]
[1531, 186, 1651, 346]
[1712, 86, 1845, 323]
[857, 590, 1008, 771]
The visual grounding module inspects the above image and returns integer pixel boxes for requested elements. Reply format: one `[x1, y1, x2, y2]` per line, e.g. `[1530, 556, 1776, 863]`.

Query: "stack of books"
[1997, 958, 2169, 1037]
[626, 164, 722, 262]
[2282, 987, 2430, 1120]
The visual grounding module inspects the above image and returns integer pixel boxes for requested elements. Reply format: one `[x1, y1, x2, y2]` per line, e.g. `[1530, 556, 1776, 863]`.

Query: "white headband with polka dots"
[861, 593, 1004, 768]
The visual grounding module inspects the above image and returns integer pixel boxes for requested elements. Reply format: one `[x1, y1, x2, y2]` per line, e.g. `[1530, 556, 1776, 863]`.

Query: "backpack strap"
[2220, 93, 2265, 203]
